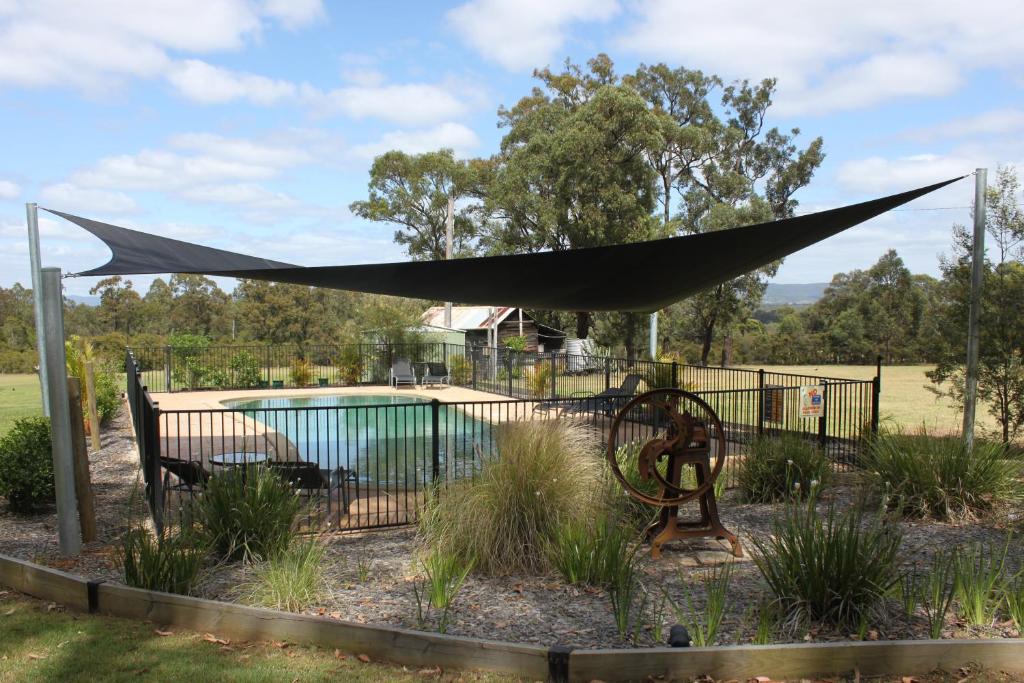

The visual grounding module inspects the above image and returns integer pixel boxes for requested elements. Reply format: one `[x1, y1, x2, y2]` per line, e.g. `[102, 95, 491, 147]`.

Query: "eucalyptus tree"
[349, 149, 481, 261]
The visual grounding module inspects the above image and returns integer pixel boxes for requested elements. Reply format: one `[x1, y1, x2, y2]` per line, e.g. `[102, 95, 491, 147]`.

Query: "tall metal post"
[41, 267, 82, 556]
[444, 195, 454, 329]
[963, 169, 987, 449]
[26, 203, 50, 416]
[649, 311, 658, 360]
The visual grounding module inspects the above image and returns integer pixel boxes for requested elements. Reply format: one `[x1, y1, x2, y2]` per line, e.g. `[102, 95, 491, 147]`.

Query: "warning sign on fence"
[799, 384, 825, 418]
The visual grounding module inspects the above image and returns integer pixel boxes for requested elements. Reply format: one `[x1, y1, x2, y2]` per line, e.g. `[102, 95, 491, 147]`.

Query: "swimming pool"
[222, 394, 492, 488]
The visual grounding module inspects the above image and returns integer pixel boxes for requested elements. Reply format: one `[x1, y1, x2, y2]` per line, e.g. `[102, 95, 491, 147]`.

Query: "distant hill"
[67, 294, 100, 306]
[762, 282, 829, 306]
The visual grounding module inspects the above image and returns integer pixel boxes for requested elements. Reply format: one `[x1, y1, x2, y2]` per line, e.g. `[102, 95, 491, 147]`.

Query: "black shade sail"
[46, 177, 962, 312]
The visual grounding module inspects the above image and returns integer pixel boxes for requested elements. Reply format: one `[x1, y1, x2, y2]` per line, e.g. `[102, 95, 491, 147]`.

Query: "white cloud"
[902, 108, 1024, 143]
[39, 182, 137, 213]
[0, 179, 20, 199]
[617, 0, 1024, 115]
[837, 154, 975, 195]
[167, 60, 297, 105]
[351, 123, 481, 160]
[259, 0, 324, 30]
[70, 134, 311, 192]
[0, 1, 322, 90]
[448, 0, 619, 71]
[179, 183, 299, 210]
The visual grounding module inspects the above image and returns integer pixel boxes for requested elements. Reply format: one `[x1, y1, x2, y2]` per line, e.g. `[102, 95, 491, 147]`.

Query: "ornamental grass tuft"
[245, 536, 325, 612]
[737, 434, 831, 503]
[120, 526, 205, 596]
[862, 429, 1020, 520]
[418, 421, 604, 575]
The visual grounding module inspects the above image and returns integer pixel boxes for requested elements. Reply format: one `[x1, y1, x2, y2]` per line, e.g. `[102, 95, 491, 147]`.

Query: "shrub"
[121, 527, 204, 595]
[503, 335, 527, 352]
[229, 351, 262, 388]
[419, 421, 604, 575]
[289, 358, 313, 387]
[547, 514, 638, 587]
[169, 333, 212, 389]
[643, 357, 675, 389]
[334, 345, 363, 385]
[750, 497, 902, 630]
[738, 434, 831, 503]
[863, 430, 1020, 520]
[245, 537, 325, 611]
[527, 361, 552, 399]
[0, 348, 36, 373]
[92, 364, 121, 424]
[448, 355, 470, 386]
[194, 465, 301, 562]
[0, 417, 54, 512]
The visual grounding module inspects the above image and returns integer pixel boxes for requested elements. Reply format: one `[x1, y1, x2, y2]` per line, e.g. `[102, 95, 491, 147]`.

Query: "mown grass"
[0, 592, 520, 682]
[0, 374, 42, 437]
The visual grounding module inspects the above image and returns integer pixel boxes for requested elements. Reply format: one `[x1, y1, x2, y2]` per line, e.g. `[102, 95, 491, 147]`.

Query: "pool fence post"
[26, 202, 50, 416]
[41, 267, 82, 556]
[550, 351, 557, 399]
[818, 380, 828, 449]
[164, 346, 171, 392]
[671, 361, 679, 389]
[430, 399, 440, 484]
[758, 369, 766, 436]
[963, 168, 987, 450]
[471, 350, 477, 390]
[871, 355, 882, 435]
[604, 356, 611, 392]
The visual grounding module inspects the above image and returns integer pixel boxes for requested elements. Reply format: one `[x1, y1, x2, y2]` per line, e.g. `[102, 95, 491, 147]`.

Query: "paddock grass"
[0, 374, 42, 437]
[0, 591, 519, 682]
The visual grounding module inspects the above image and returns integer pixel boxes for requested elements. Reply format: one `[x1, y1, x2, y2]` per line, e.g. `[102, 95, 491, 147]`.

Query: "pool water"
[222, 394, 491, 488]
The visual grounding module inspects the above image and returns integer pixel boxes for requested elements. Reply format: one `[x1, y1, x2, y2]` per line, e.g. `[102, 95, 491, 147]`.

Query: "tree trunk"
[720, 335, 733, 367]
[700, 322, 715, 366]
[575, 312, 590, 339]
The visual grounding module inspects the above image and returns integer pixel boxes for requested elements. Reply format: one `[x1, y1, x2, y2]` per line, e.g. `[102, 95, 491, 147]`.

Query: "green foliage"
[607, 552, 640, 640]
[863, 430, 1020, 520]
[547, 514, 638, 588]
[419, 548, 474, 633]
[737, 434, 831, 503]
[289, 358, 313, 387]
[666, 562, 733, 646]
[120, 527, 204, 596]
[750, 496, 902, 630]
[526, 361, 551, 399]
[608, 442, 659, 532]
[502, 335, 527, 352]
[447, 354, 470, 385]
[642, 357, 674, 389]
[229, 351, 262, 388]
[194, 465, 302, 562]
[418, 421, 604, 575]
[0, 416, 53, 512]
[953, 538, 1013, 627]
[169, 333, 212, 388]
[917, 549, 957, 639]
[92, 364, 121, 424]
[1005, 574, 1024, 633]
[245, 537, 325, 612]
[334, 344, 363, 385]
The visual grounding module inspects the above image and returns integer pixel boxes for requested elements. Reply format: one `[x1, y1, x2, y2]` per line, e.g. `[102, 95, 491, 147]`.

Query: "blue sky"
[0, 0, 1021, 296]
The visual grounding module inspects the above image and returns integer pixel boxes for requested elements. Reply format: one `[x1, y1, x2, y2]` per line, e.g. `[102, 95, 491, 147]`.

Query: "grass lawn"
[0, 591, 519, 682]
[0, 374, 41, 437]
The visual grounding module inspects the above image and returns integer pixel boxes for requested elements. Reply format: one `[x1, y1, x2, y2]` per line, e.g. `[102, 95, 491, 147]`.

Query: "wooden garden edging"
[3, 553, 1024, 683]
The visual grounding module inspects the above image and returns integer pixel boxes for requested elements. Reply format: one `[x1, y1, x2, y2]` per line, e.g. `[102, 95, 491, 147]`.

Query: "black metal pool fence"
[126, 345, 880, 535]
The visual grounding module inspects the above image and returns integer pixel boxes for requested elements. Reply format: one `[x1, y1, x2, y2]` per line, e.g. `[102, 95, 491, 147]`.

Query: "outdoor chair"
[390, 358, 417, 388]
[159, 456, 209, 506]
[421, 362, 450, 388]
[269, 460, 356, 511]
[566, 373, 643, 415]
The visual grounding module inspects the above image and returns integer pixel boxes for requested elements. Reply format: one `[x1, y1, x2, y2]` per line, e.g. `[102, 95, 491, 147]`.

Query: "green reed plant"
[419, 421, 605, 575]
[750, 493, 901, 630]
[245, 537, 325, 612]
[1005, 575, 1024, 632]
[897, 569, 919, 618]
[608, 558, 640, 640]
[953, 538, 1012, 627]
[194, 465, 302, 562]
[666, 562, 734, 646]
[863, 430, 1020, 520]
[752, 598, 780, 644]
[610, 442, 660, 531]
[121, 526, 205, 596]
[917, 549, 957, 639]
[420, 548, 474, 633]
[737, 434, 831, 503]
[547, 514, 639, 587]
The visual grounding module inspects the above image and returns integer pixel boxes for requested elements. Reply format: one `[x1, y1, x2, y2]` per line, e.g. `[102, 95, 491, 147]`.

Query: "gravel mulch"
[2, 410, 1022, 650]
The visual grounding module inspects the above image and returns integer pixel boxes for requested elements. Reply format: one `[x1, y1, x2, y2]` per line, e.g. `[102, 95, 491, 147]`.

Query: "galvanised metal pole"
[26, 203, 50, 416]
[444, 195, 454, 329]
[41, 267, 82, 556]
[963, 169, 987, 449]
[649, 311, 658, 360]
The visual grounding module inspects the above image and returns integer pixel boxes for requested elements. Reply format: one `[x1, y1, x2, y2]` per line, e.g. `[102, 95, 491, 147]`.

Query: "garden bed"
[2, 406, 1021, 653]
